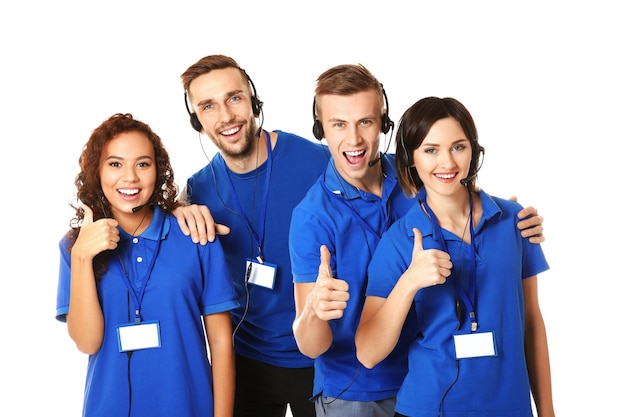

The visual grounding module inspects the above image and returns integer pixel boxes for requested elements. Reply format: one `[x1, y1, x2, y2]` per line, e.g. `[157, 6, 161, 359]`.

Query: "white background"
[1, 1, 623, 415]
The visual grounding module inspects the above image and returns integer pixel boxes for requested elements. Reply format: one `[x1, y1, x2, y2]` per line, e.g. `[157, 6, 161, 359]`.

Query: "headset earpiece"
[312, 99, 324, 140]
[242, 69, 263, 117]
[189, 113, 202, 132]
[381, 113, 393, 134]
[184, 91, 203, 132]
[380, 85, 394, 134]
[312, 120, 324, 140]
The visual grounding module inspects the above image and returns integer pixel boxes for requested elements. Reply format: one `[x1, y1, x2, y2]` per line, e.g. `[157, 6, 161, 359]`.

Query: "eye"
[331, 121, 345, 129]
[137, 161, 151, 168]
[229, 95, 242, 104]
[424, 148, 437, 155]
[360, 119, 373, 127]
[109, 161, 122, 167]
[201, 103, 214, 112]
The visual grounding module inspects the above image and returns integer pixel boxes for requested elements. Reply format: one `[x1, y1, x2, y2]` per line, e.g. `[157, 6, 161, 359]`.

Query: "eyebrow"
[104, 155, 154, 162]
[422, 138, 469, 146]
[196, 89, 246, 109]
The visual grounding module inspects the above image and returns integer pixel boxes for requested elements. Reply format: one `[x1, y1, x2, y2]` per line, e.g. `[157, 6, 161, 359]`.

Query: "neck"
[422, 189, 475, 241]
[117, 207, 153, 236]
[224, 130, 272, 174]
[346, 164, 384, 197]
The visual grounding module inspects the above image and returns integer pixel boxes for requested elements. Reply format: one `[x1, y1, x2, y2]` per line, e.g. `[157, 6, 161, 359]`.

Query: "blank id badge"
[117, 320, 161, 352]
[246, 258, 277, 289]
[453, 330, 497, 359]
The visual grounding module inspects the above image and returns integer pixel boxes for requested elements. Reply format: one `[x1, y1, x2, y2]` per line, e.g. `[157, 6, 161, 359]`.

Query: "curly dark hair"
[66, 113, 181, 278]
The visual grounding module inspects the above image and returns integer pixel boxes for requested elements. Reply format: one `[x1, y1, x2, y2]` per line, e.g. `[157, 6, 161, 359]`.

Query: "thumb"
[412, 228, 424, 254]
[215, 224, 231, 236]
[318, 245, 333, 279]
[81, 204, 94, 226]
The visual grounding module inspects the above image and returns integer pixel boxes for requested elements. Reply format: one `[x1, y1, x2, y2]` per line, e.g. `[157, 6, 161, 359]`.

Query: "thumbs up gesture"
[73, 205, 120, 260]
[307, 245, 350, 321]
[405, 228, 452, 291]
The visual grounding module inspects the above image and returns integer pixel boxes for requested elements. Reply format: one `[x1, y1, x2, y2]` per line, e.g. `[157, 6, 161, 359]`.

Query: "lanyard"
[116, 214, 165, 324]
[419, 188, 479, 331]
[225, 130, 272, 263]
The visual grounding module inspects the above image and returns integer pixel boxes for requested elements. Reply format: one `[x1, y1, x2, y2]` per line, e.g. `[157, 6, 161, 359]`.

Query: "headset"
[184, 68, 263, 132]
[312, 84, 393, 140]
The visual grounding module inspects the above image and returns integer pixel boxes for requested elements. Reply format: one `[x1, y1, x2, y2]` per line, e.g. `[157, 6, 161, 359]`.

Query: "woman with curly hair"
[56, 113, 237, 417]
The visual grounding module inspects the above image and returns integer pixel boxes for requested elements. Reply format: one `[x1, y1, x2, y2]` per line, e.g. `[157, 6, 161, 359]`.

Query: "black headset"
[184, 68, 263, 132]
[312, 84, 393, 140]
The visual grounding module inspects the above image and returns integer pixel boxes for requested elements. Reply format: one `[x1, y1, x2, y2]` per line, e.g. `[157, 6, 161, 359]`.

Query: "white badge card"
[246, 259, 277, 289]
[453, 331, 497, 359]
[117, 320, 161, 352]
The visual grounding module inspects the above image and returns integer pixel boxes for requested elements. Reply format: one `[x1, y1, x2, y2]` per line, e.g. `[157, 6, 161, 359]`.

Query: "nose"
[345, 124, 363, 145]
[123, 167, 139, 182]
[216, 103, 235, 123]
[439, 150, 456, 169]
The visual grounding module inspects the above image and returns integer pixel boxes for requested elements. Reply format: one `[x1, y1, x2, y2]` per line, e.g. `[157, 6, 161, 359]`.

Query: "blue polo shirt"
[56, 207, 237, 417]
[185, 130, 328, 368]
[367, 191, 549, 417]
[289, 154, 416, 402]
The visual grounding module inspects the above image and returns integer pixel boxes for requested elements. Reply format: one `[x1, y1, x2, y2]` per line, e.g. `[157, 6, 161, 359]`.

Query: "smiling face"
[413, 116, 473, 199]
[317, 89, 383, 193]
[188, 67, 258, 160]
[99, 131, 156, 218]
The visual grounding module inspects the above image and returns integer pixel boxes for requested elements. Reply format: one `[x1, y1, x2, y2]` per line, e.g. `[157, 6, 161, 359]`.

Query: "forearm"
[67, 254, 104, 354]
[356, 285, 414, 369]
[293, 304, 333, 358]
[525, 321, 555, 417]
[210, 341, 235, 417]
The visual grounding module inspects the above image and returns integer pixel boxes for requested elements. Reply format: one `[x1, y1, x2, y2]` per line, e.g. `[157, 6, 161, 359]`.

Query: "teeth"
[436, 174, 455, 179]
[345, 150, 365, 156]
[222, 127, 240, 135]
[119, 189, 139, 195]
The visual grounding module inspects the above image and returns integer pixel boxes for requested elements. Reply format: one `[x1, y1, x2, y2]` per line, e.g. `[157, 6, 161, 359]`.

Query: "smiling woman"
[55, 113, 238, 417]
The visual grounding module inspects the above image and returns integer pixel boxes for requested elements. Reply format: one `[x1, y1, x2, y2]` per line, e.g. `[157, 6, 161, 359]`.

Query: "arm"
[523, 276, 556, 417]
[67, 205, 120, 354]
[510, 196, 545, 244]
[356, 228, 451, 368]
[204, 311, 235, 417]
[292, 245, 350, 359]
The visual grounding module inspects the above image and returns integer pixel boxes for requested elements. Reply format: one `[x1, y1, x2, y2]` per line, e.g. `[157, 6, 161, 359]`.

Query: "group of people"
[56, 54, 555, 417]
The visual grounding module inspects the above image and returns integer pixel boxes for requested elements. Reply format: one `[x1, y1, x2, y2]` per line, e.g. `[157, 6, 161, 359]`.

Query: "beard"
[212, 116, 259, 160]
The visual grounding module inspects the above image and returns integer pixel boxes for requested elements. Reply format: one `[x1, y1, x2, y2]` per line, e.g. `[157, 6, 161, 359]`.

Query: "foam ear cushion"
[312, 119, 324, 140]
[189, 113, 202, 132]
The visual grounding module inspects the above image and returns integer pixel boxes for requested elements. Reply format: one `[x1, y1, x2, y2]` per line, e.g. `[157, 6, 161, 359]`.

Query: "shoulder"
[481, 191, 523, 217]
[293, 176, 326, 210]
[276, 130, 326, 152]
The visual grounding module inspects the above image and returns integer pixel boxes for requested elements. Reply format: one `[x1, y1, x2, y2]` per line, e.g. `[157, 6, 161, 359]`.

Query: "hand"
[405, 228, 451, 291]
[307, 245, 350, 321]
[173, 204, 230, 245]
[510, 197, 545, 244]
[73, 205, 120, 259]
